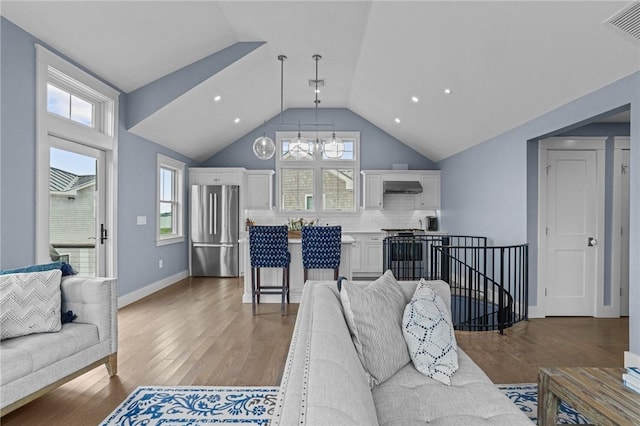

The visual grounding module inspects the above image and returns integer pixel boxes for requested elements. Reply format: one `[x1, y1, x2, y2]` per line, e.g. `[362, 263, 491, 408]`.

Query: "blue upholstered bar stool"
[249, 225, 290, 315]
[301, 225, 342, 283]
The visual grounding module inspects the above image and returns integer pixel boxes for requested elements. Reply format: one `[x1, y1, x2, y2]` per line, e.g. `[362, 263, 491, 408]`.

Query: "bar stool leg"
[286, 266, 290, 304]
[334, 268, 339, 280]
[281, 267, 287, 316]
[251, 267, 257, 315]
[256, 269, 261, 304]
[303, 269, 308, 284]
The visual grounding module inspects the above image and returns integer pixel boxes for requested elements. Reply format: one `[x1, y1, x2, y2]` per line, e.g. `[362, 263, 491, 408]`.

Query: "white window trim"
[35, 44, 119, 277]
[275, 131, 360, 215]
[156, 154, 185, 246]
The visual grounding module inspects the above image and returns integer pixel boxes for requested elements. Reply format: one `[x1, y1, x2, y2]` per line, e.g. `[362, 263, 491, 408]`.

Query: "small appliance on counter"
[426, 215, 438, 232]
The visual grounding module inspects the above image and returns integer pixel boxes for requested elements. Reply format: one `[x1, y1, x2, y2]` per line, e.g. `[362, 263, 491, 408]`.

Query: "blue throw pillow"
[0, 262, 63, 276]
[60, 262, 77, 276]
[0, 261, 77, 276]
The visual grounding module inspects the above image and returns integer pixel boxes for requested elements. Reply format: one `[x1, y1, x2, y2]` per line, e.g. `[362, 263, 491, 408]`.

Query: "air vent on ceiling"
[606, 2, 640, 41]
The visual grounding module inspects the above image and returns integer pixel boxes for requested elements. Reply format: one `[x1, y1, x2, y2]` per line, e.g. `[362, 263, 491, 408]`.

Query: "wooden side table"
[538, 367, 640, 426]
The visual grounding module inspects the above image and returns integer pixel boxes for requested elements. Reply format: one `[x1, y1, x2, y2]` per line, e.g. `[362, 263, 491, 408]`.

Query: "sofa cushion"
[0, 322, 100, 386]
[403, 280, 458, 385]
[373, 351, 532, 425]
[0, 270, 62, 340]
[340, 271, 410, 387]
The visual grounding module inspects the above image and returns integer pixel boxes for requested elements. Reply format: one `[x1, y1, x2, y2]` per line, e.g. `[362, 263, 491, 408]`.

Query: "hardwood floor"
[2, 277, 628, 425]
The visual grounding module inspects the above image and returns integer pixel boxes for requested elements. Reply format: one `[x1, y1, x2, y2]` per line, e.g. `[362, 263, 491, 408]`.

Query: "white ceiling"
[2, 1, 638, 162]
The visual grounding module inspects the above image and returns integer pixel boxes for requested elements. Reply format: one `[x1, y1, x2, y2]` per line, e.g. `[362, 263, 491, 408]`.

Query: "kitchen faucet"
[418, 219, 423, 229]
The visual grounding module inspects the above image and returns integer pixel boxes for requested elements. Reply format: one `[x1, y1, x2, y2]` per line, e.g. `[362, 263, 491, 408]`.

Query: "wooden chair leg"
[256, 268, 261, 304]
[251, 267, 257, 315]
[286, 266, 290, 304]
[281, 267, 287, 316]
[334, 268, 339, 280]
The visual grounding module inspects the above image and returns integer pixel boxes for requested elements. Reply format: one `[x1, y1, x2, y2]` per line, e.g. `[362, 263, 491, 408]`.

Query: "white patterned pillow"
[402, 280, 458, 385]
[0, 269, 62, 340]
[340, 270, 410, 387]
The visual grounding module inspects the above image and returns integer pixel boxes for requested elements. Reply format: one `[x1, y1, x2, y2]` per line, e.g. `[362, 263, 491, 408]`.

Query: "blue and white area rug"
[100, 384, 589, 425]
[99, 386, 278, 426]
[499, 383, 590, 424]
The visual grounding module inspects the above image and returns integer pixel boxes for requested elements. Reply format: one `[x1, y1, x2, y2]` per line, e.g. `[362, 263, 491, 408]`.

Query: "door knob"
[587, 237, 598, 247]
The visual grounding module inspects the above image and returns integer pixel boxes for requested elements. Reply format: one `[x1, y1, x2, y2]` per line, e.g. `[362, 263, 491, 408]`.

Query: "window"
[47, 83, 94, 127]
[276, 131, 360, 213]
[157, 154, 185, 245]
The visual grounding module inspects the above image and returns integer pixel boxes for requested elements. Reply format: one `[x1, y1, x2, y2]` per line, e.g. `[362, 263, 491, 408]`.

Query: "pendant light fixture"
[253, 55, 287, 160]
[252, 53, 343, 159]
[288, 123, 309, 159]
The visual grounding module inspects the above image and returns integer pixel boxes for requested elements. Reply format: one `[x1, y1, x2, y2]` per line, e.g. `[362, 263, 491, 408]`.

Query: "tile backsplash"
[245, 209, 439, 232]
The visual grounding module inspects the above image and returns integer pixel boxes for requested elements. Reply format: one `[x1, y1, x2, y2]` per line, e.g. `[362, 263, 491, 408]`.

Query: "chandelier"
[252, 54, 344, 160]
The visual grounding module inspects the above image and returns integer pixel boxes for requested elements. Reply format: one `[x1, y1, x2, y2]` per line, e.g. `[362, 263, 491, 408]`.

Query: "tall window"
[157, 154, 184, 245]
[276, 131, 359, 213]
[36, 44, 119, 276]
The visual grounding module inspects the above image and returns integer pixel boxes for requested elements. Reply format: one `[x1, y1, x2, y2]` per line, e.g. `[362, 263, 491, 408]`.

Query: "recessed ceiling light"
[214, 95, 221, 102]
[314, 88, 320, 94]
[234, 117, 240, 124]
[394, 118, 401, 124]
[444, 88, 452, 95]
[411, 96, 419, 103]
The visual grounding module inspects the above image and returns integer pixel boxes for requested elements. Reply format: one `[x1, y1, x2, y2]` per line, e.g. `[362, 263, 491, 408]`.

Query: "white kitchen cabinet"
[361, 172, 383, 209]
[361, 170, 441, 211]
[416, 171, 441, 209]
[244, 170, 274, 210]
[348, 233, 384, 277]
[189, 168, 244, 186]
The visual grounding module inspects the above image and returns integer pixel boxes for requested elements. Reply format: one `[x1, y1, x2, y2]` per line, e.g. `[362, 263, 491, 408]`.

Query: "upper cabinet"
[361, 172, 383, 210]
[416, 171, 441, 210]
[189, 167, 244, 186]
[361, 170, 440, 210]
[244, 170, 274, 210]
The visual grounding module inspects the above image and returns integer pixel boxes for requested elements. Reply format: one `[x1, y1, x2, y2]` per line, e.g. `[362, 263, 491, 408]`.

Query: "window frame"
[156, 154, 185, 246]
[275, 131, 360, 214]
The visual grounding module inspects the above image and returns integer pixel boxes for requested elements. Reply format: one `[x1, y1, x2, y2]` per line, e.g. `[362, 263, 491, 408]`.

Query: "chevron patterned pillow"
[0, 269, 62, 340]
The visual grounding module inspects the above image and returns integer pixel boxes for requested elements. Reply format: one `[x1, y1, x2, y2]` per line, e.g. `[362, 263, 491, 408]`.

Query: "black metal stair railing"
[383, 235, 528, 334]
[433, 243, 528, 334]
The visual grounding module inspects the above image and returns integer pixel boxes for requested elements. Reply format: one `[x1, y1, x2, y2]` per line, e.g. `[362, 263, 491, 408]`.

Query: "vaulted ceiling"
[2, 1, 638, 162]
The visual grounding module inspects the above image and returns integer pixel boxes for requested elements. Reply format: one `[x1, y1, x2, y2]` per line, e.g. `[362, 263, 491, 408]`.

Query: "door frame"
[537, 137, 607, 317]
[611, 137, 631, 316]
[35, 45, 119, 278]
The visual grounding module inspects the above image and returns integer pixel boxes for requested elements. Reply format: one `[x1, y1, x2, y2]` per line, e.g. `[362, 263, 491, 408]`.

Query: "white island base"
[242, 236, 355, 304]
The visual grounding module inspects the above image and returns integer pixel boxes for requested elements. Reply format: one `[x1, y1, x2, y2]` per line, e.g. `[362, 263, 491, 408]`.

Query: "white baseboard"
[625, 351, 640, 368]
[118, 270, 189, 308]
[527, 305, 544, 318]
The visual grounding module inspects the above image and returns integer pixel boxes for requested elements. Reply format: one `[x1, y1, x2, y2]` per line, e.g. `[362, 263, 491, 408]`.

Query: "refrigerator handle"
[209, 192, 213, 235]
[213, 192, 218, 235]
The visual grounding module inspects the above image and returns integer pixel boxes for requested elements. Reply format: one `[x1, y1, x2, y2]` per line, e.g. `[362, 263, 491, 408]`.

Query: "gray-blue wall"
[203, 108, 437, 170]
[437, 71, 639, 356]
[0, 17, 197, 298]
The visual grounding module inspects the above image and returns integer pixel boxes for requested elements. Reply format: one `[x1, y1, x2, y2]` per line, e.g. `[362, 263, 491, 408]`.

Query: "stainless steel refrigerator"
[190, 184, 239, 277]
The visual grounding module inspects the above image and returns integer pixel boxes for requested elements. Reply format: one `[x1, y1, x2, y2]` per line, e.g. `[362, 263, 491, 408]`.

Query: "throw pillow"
[402, 280, 459, 385]
[340, 270, 410, 387]
[0, 269, 63, 340]
[0, 261, 62, 276]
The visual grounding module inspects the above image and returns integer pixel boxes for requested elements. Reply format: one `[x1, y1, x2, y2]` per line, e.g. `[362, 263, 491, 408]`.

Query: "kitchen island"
[240, 235, 355, 304]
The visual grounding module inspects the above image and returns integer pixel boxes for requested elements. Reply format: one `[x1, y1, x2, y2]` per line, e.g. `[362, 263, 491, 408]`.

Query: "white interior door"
[545, 149, 598, 316]
[49, 135, 106, 276]
[620, 149, 630, 316]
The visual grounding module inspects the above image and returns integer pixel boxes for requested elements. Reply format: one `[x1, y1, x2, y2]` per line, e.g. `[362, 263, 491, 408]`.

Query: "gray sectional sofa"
[273, 279, 531, 425]
[0, 275, 118, 415]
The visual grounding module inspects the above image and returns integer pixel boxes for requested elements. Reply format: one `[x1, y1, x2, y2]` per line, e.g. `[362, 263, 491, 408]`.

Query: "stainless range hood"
[383, 181, 423, 194]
